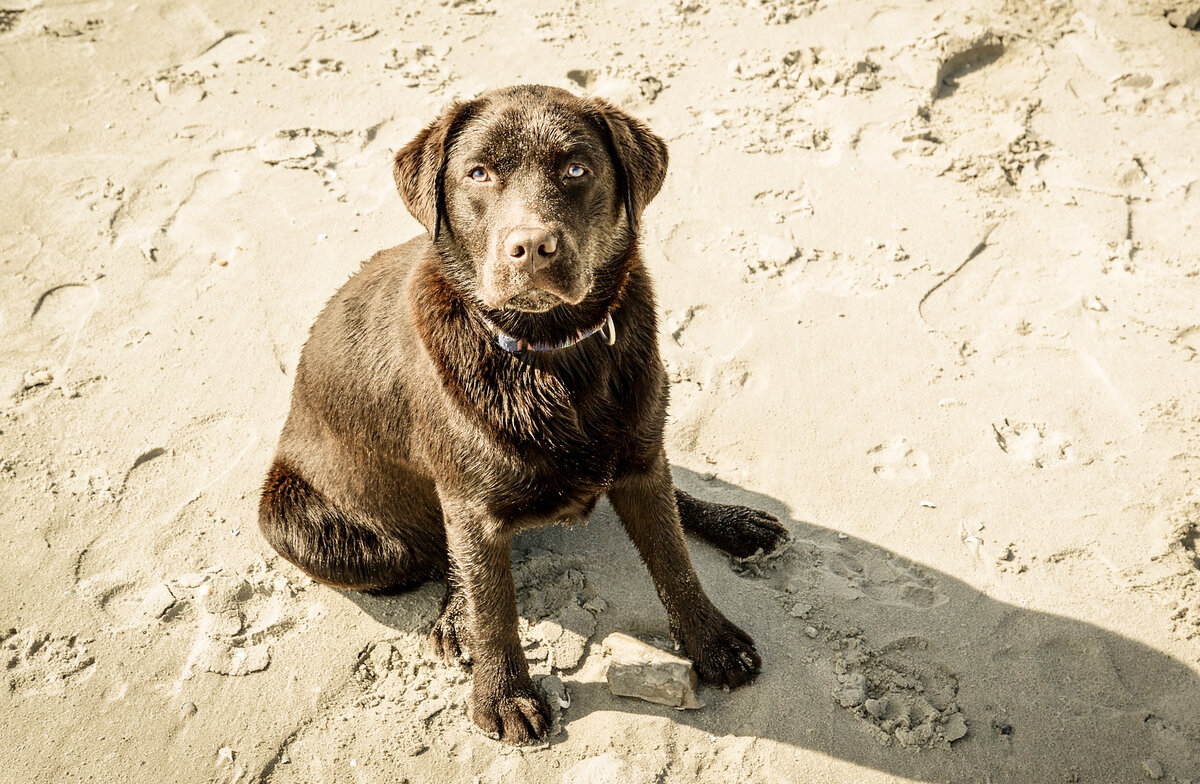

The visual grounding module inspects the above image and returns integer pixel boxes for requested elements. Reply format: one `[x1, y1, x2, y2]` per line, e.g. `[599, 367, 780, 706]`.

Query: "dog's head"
[393, 85, 667, 314]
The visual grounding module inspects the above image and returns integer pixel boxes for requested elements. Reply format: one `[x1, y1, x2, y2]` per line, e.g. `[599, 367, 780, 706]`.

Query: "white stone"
[603, 633, 703, 710]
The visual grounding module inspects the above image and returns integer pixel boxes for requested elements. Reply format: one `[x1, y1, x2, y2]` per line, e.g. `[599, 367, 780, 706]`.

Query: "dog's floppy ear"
[393, 100, 475, 240]
[590, 98, 669, 232]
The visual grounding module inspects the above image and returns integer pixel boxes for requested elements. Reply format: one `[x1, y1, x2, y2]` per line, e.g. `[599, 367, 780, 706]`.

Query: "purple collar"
[478, 311, 617, 353]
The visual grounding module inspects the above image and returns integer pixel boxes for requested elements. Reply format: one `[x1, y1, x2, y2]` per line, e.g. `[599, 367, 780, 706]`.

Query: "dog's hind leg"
[674, 488, 791, 559]
[259, 461, 443, 592]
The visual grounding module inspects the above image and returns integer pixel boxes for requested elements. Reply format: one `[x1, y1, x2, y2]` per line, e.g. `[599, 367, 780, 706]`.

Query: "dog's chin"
[503, 290, 565, 313]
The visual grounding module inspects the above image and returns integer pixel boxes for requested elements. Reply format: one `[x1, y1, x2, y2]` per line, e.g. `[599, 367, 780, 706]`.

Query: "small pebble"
[804, 626, 818, 638]
[180, 702, 197, 718]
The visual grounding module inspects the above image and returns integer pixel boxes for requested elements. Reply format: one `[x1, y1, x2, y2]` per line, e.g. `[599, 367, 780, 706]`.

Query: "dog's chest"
[477, 371, 634, 525]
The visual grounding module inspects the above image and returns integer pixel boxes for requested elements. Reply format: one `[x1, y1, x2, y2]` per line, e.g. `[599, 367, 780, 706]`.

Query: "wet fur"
[258, 85, 790, 744]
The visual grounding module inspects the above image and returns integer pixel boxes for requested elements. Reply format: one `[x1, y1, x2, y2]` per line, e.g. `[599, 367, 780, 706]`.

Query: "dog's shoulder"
[290, 236, 431, 428]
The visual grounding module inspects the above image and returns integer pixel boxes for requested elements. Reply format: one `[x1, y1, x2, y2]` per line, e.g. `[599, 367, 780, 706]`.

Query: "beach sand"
[2, 0, 1199, 781]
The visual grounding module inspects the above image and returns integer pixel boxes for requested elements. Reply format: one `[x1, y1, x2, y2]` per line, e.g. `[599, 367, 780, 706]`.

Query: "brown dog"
[258, 85, 790, 744]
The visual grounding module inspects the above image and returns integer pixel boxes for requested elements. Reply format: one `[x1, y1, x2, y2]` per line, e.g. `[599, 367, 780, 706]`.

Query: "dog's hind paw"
[676, 489, 791, 560]
[728, 506, 792, 560]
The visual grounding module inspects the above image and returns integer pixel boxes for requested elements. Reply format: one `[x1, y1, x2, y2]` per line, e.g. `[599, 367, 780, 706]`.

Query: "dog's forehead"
[457, 99, 603, 168]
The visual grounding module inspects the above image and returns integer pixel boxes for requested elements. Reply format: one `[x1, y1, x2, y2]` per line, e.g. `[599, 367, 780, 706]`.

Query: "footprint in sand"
[513, 547, 601, 675]
[1031, 633, 1141, 711]
[30, 283, 98, 349]
[2, 627, 97, 697]
[991, 419, 1071, 468]
[114, 165, 248, 276]
[382, 44, 453, 89]
[161, 168, 244, 266]
[177, 569, 312, 680]
[268, 558, 599, 769]
[74, 413, 257, 623]
[774, 537, 947, 610]
[1108, 500, 1200, 653]
[831, 633, 968, 749]
[892, 31, 1049, 189]
[4, 282, 100, 400]
[825, 540, 947, 609]
[987, 609, 1151, 714]
[868, 437, 931, 482]
[277, 630, 475, 768]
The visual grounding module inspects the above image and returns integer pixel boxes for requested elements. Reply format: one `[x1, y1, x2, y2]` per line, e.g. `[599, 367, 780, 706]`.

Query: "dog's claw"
[473, 683, 552, 744]
[684, 614, 761, 689]
[724, 507, 791, 561]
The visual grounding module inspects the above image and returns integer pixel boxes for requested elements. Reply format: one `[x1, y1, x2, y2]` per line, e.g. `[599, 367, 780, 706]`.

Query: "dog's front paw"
[429, 590, 472, 665]
[681, 613, 761, 689]
[471, 677, 552, 744]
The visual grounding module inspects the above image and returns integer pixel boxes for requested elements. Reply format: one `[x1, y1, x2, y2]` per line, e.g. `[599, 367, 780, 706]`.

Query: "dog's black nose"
[504, 227, 557, 267]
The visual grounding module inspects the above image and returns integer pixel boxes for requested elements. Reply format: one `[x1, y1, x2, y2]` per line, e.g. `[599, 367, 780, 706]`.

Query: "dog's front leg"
[608, 455, 761, 688]
[440, 496, 551, 744]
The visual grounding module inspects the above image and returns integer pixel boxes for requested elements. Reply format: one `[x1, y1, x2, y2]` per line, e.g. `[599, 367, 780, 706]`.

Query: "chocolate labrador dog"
[258, 84, 790, 743]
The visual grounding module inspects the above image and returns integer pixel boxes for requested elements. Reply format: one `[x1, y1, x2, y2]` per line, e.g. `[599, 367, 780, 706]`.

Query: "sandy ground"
[2, 0, 1200, 781]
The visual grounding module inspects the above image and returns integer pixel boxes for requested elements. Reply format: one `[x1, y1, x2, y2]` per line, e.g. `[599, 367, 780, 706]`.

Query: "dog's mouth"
[481, 262, 593, 313]
[503, 289, 566, 313]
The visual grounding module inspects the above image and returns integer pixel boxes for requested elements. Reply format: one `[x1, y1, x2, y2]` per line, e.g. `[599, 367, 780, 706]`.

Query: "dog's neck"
[477, 310, 617, 353]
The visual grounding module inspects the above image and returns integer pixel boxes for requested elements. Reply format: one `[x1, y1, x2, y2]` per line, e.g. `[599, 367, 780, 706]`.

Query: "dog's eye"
[565, 164, 587, 179]
[469, 167, 490, 183]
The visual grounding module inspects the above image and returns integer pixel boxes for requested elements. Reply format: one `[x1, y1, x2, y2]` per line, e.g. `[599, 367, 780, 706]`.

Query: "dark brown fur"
[258, 85, 790, 744]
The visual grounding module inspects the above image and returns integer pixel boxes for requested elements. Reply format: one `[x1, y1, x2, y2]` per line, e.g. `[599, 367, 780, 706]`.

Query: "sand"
[2, 0, 1199, 781]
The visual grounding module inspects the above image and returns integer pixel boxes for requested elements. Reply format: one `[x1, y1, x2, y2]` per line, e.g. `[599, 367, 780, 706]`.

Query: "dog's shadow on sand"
[346, 467, 1200, 783]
